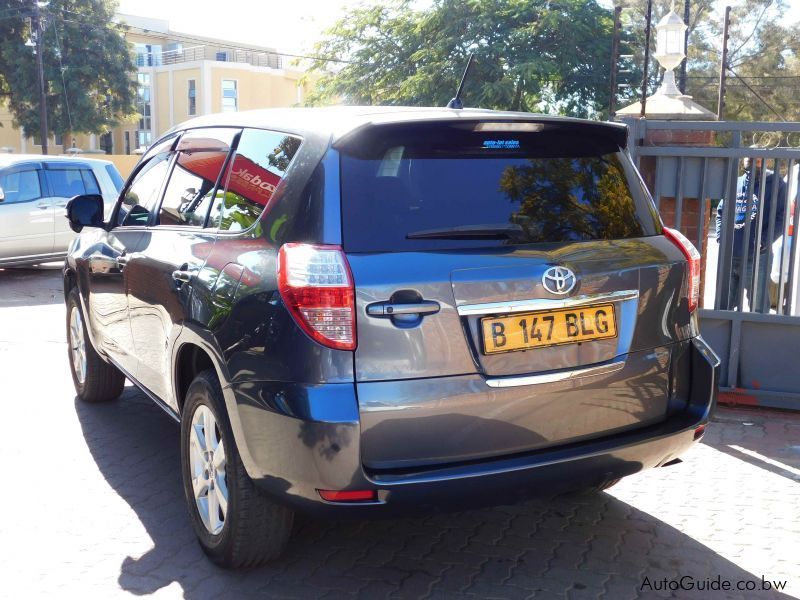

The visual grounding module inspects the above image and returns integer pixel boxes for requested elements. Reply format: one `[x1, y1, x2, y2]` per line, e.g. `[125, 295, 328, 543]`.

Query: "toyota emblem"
[542, 266, 576, 295]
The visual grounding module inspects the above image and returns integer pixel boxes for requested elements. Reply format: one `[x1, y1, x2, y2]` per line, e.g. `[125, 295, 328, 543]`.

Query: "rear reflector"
[318, 489, 377, 502]
[278, 243, 357, 351]
[694, 424, 706, 440]
[664, 227, 701, 313]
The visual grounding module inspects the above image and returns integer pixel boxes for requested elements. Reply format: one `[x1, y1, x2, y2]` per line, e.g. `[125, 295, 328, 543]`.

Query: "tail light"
[664, 227, 701, 313]
[277, 243, 357, 351]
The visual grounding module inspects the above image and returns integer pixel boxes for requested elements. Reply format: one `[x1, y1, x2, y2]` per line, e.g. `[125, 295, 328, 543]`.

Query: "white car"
[0, 155, 124, 267]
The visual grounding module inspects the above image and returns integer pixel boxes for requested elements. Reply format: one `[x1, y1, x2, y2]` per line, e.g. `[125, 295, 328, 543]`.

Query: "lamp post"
[654, 5, 688, 97]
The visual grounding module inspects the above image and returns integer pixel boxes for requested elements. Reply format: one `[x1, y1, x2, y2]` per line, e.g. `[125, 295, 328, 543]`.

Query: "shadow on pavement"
[75, 390, 794, 599]
[0, 264, 64, 307]
[701, 407, 800, 483]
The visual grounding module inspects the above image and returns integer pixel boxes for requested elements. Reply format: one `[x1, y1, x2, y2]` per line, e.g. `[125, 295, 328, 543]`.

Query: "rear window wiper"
[406, 223, 524, 240]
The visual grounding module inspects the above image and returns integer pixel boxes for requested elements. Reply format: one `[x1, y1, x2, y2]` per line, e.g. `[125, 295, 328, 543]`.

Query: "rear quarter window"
[209, 128, 302, 233]
[104, 164, 125, 193]
[339, 124, 659, 252]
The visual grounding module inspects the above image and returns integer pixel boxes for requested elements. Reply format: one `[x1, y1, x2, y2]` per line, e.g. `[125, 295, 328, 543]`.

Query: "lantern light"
[654, 6, 688, 96]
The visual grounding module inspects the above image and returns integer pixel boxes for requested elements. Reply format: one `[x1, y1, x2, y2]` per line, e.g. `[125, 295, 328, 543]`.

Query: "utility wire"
[727, 65, 786, 122]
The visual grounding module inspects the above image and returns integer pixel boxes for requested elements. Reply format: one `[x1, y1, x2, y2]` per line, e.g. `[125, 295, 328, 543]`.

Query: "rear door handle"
[37, 201, 49, 210]
[366, 300, 440, 317]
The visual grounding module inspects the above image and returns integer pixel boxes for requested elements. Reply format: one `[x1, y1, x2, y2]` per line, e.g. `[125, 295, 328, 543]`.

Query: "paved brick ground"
[2, 266, 798, 599]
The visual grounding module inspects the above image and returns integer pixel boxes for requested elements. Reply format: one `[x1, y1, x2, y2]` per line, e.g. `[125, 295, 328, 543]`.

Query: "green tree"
[0, 0, 136, 140]
[307, 0, 616, 118]
[692, 0, 800, 121]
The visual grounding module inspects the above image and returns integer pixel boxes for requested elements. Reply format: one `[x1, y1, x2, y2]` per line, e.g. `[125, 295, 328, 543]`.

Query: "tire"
[66, 286, 125, 403]
[180, 369, 294, 568]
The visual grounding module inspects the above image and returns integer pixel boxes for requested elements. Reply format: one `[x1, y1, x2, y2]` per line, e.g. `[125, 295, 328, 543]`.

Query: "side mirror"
[66, 194, 105, 233]
[0, 186, 5, 202]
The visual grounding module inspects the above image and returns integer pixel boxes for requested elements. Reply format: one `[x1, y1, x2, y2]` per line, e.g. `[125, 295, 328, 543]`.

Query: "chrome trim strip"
[456, 289, 639, 316]
[485, 359, 626, 388]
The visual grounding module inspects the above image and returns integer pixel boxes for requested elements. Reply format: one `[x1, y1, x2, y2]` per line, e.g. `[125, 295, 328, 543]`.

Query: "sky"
[117, 0, 800, 57]
[116, 0, 354, 56]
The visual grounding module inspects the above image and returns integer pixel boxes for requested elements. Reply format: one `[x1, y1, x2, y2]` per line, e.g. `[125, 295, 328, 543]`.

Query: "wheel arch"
[171, 326, 264, 481]
[63, 268, 77, 300]
[174, 342, 217, 415]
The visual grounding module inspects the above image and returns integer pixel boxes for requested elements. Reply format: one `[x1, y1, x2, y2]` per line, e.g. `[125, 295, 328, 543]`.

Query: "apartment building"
[0, 13, 310, 156]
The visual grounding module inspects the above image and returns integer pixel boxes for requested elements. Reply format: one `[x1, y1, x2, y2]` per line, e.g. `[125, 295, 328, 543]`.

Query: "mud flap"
[689, 336, 721, 421]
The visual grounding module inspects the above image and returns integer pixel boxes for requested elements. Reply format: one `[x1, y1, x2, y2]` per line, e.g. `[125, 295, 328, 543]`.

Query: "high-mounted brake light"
[664, 227, 701, 313]
[473, 122, 544, 132]
[277, 243, 357, 351]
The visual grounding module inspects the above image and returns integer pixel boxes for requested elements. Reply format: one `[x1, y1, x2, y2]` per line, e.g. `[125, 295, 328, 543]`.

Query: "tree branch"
[730, 1, 773, 58]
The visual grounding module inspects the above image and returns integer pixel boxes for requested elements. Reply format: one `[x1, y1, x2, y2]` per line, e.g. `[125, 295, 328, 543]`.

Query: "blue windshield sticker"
[483, 139, 520, 149]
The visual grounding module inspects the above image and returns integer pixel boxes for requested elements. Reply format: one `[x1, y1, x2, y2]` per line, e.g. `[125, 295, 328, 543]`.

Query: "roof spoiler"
[334, 117, 629, 154]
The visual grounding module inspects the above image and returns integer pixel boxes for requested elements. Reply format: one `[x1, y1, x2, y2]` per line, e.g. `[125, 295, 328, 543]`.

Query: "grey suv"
[63, 107, 719, 568]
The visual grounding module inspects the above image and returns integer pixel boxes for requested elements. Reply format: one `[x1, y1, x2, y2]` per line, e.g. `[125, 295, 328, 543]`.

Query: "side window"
[81, 169, 101, 195]
[156, 128, 238, 227]
[49, 169, 86, 197]
[210, 128, 302, 232]
[116, 152, 172, 227]
[0, 169, 42, 203]
[45, 168, 87, 198]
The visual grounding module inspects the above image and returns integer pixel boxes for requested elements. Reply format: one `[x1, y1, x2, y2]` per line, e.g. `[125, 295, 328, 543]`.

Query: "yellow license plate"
[481, 304, 617, 354]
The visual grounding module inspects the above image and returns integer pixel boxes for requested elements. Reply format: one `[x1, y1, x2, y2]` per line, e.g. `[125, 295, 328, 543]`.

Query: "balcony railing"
[135, 45, 283, 69]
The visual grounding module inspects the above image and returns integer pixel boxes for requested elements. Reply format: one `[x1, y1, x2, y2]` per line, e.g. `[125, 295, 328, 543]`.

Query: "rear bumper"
[228, 336, 719, 517]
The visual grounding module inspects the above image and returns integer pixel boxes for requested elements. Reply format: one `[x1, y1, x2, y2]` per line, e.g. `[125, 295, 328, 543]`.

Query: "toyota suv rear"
[63, 107, 719, 568]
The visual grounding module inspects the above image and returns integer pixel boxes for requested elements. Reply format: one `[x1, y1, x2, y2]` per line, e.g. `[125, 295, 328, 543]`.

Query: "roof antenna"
[446, 53, 474, 109]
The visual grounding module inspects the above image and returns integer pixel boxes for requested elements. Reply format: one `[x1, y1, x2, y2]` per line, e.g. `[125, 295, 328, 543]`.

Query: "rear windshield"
[340, 125, 660, 252]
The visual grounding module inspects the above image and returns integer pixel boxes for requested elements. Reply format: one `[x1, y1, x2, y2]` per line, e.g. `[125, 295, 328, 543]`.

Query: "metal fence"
[621, 118, 800, 410]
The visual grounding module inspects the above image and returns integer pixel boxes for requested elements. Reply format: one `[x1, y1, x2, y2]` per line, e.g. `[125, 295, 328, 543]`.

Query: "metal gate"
[621, 119, 800, 410]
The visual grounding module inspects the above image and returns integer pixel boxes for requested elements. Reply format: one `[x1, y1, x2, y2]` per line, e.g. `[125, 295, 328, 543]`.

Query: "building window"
[137, 73, 152, 150]
[137, 130, 153, 149]
[134, 43, 162, 66]
[188, 79, 196, 116]
[222, 80, 238, 113]
[100, 132, 113, 154]
[124, 131, 131, 155]
[164, 42, 183, 64]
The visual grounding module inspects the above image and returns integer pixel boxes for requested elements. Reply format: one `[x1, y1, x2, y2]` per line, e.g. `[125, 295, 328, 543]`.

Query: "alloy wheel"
[189, 404, 228, 535]
[69, 306, 87, 384]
